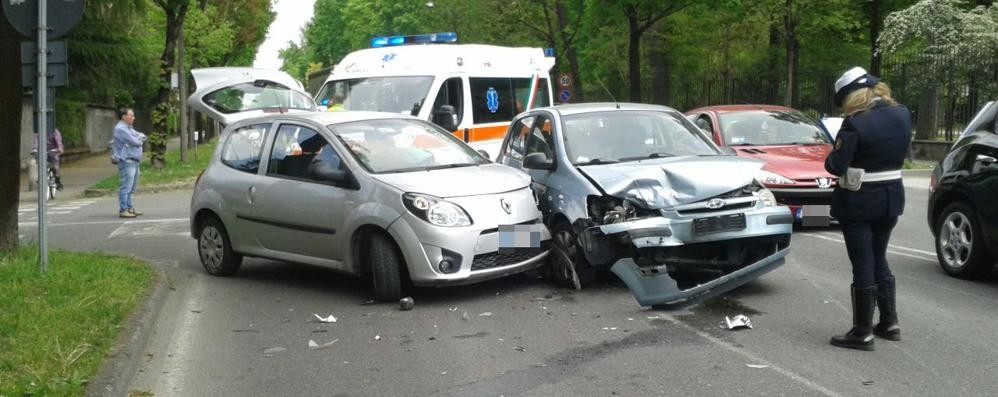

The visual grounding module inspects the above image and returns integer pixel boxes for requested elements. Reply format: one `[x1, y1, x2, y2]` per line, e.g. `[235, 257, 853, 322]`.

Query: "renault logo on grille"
[500, 198, 512, 215]
[816, 177, 831, 188]
[706, 198, 726, 209]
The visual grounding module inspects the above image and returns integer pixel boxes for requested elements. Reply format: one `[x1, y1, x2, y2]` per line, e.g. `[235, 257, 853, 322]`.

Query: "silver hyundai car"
[187, 68, 549, 301]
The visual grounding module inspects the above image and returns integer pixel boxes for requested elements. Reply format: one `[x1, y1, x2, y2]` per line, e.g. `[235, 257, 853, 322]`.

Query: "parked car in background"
[498, 103, 793, 307]
[188, 68, 550, 301]
[686, 105, 836, 226]
[929, 100, 998, 279]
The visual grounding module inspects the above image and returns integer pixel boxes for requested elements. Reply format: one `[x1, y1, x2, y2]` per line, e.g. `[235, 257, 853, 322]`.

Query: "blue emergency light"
[370, 32, 458, 48]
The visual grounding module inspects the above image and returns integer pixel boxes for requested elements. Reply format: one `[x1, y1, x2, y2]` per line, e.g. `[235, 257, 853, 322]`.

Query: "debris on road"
[263, 347, 286, 356]
[399, 297, 415, 311]
[745, 364, 769, 369]
[374, 334, 381, 341]
[723, 314, 753, 330]
[514, 346, 527, 352]
[462, 311, 470, 321]
[314, 314, 338, 323]
[233, 329, 259, 333]
[478, 312, 493, 317]
[308, 338, 340, 350]
[862, 380, 875, 386]
[449, 307, 458, 311]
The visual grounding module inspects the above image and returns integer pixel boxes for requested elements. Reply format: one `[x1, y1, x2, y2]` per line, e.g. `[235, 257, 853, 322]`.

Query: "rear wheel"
[370, 233, 403, 302]
[936, 202, 995, 279]
[549, 221, 598, 290]
[198, 217, 243, 276]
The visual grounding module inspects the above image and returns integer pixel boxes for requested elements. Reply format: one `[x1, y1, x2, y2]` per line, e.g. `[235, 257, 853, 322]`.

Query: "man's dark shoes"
[874, 276, 900, 341]
[830, 285, 876, 351]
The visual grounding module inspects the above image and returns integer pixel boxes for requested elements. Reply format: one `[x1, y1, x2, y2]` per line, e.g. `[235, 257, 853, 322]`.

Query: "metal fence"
[671, 51, 997, 140]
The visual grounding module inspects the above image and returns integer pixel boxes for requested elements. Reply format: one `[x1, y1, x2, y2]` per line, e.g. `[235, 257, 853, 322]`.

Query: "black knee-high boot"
[874, 276, 900, 341]
[830, 285, 876, 351]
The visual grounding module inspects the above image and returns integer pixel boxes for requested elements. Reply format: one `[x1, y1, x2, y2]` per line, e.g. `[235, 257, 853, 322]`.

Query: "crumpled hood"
[372, 163, 530, 198]
[735, 145, 835, 180]
[578, 156, 764, 209]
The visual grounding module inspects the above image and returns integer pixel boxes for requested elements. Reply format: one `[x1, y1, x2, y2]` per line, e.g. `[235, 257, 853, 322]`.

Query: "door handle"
[976, 154, 997, 164]
[247, 186, 256, 204]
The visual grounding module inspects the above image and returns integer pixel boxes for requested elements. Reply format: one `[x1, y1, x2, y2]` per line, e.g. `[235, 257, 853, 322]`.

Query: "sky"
[252, 0, 317, 70]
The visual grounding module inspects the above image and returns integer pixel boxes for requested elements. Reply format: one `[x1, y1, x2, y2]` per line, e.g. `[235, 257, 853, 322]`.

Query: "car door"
[213, 122, 272, 250]
[250, 122, 351, 265]
[499, 113, 560, 216]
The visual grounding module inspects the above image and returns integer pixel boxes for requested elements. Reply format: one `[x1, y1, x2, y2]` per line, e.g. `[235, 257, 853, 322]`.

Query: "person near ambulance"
[824, 66, 911, 351]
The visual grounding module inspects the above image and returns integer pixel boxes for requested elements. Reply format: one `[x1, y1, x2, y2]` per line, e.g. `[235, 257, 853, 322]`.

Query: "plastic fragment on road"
[314, 313, 338, 323]
[723, 314, 753, 330]
[263, 347, 286, 355]
[479, 312, 493, 317]
[374, 334, 381, 341]
[399, 297, 415, 311]
[862, 380, 875, 386]
[308, 338, 340, 350]
[745, 364, 769, 369]
[514, 346, 527, 352]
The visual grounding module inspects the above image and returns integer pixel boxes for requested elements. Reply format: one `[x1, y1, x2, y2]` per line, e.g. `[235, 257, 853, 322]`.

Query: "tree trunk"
[627, 8, 642, 102]
[649, 32, 669, 106]
[555, 1, 583, 102]
[0, 10, 22, 253]
[151, 2, 189, 170]
[915, 86, 939, 140]
[767, 24, 782, 104]
[868, 0, 882, 76]
[783, 0, 799, 108]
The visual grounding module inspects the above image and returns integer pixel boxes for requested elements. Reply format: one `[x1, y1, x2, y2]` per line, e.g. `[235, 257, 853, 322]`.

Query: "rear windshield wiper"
[618, 152, 674, 162]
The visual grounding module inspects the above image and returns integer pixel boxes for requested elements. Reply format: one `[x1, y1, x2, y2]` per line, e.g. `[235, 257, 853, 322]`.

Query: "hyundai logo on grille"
[816, 177, 831, 188]
[706, 198, 726, 209]
[500, 198, 512, 215]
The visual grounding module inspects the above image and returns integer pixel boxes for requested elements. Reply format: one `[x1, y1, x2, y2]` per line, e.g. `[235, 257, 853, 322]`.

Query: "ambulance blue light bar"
[370, 32, 458, 48]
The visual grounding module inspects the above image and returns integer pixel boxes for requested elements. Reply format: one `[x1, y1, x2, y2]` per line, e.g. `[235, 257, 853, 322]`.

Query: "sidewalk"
[18, 137, 184, 204]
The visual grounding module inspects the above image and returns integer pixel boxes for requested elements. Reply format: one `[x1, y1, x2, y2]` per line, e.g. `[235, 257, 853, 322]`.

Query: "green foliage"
[0, 246, 153, 396]
[53, 100, 86, 149]
[184, 5, 236, 69]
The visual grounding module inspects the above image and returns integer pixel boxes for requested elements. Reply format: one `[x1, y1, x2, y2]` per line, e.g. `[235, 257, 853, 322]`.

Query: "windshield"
[316, 76, 434, 115]
[331, 119, 489, 174]
[562, 110, 719, 164]
[203, 82, 315, 114]
[718, 111, 830, 146]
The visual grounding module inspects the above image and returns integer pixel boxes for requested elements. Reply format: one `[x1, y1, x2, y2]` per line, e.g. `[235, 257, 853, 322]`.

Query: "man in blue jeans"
[111, 108, 147, 218]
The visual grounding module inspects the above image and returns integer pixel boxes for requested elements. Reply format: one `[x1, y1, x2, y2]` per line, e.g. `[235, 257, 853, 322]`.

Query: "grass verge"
[0, 247, 154, 396]
[92, 140, 216, 190]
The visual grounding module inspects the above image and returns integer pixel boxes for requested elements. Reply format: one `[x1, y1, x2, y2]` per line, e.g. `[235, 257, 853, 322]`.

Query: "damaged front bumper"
[596, 205, 793, 307]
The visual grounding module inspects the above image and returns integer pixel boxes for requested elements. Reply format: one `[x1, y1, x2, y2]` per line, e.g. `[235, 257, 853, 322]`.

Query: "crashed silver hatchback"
[498, 103, 793, 307]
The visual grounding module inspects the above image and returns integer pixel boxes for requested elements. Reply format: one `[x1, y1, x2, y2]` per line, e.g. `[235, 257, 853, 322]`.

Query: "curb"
[84, 180, 195, 198]
[85, 264, 168, 397]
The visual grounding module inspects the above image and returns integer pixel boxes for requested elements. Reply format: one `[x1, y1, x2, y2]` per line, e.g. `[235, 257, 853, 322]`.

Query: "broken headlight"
[742, 181, 778, 207]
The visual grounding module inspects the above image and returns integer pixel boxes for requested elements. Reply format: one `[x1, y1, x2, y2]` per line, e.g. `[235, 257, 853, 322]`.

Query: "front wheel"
[369, 233, 403, 302]
[935, 202, 995, 279]
[198, 217, 243, 276]
[549, 221, 598, 290]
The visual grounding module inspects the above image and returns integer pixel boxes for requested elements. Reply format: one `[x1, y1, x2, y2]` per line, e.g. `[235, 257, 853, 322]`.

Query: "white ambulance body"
[315, 34, 556, 157]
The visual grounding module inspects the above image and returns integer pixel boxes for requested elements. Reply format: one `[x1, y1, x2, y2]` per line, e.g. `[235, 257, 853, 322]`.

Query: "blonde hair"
[841, 82, 898, 116]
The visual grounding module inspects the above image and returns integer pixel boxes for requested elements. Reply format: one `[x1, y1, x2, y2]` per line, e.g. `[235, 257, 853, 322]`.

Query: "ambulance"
[314, 32, 556, 158]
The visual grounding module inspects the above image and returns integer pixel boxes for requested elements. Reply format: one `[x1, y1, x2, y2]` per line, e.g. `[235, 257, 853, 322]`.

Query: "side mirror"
[432, 105, 458, 131]
[477, 149, 491, 161]
[309, 160, 347, 183]
[523, 152, 554, 170]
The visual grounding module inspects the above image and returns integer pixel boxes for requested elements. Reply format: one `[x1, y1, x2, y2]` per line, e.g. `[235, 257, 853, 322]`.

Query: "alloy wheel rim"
[939, 212, 972, 269]
[552, 230, 580, 288]
[199, 226, 224, 269]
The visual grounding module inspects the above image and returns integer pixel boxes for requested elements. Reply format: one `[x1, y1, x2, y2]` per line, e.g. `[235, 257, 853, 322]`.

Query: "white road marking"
[801, 233, 936, 263]
[659, 313, 843, 397]
[816, 231, 936, 256]
[19, 217, 189, 228]
[108, 219, 189, 239]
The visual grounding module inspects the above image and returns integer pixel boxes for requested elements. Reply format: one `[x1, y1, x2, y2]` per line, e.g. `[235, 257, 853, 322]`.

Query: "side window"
[431, 77, 464, 127]
[470, 77, 516, 124]
[267, 124, 341, 181]
[525, 116, 555, 159]
[504, 116, 535, 160]
[220, 123, 269, 173]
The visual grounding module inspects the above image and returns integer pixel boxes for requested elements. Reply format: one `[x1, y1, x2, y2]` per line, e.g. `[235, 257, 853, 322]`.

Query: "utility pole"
[179, 24, 187, 163]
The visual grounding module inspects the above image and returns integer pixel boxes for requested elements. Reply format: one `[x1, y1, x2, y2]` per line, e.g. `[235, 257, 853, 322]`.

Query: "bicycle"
[29, 151, 61, 201]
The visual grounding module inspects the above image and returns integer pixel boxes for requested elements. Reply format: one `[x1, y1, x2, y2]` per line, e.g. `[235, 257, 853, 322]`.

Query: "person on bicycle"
[31, 128, 64, 191]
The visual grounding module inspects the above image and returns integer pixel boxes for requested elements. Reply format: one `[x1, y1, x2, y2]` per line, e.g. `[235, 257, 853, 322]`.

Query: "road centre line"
[658, 313, 843, 397]
[817, 232, 936, 256]
[18, 217, 189, 228]
[801, 233, 936, 263]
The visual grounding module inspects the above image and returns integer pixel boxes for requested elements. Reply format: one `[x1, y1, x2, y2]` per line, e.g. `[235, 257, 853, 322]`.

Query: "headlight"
[757, 188, 778, 207]
[402, 193, 472, 227]
[757, 170, 795, 185]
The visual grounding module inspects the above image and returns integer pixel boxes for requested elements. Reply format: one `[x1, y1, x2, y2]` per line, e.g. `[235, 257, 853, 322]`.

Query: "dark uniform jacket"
[824, 101, 912, 221]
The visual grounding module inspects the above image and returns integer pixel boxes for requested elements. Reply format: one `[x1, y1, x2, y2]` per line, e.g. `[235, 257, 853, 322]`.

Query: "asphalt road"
[18, 177, 998, 396]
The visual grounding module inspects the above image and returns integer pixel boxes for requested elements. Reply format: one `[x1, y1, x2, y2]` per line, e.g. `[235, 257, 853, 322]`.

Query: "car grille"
[679, 201, 754, 215]
[692, 213, 747, 235]
[471, 249, 544, 271]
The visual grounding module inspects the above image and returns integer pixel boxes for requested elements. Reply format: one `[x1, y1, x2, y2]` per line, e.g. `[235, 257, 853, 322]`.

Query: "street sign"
[558, 89, 572, 104]
[559, 73, 572, 88]
[21, 62, 67, 87]
[21, 40, 66, 63]
[2, 0, 85, 39]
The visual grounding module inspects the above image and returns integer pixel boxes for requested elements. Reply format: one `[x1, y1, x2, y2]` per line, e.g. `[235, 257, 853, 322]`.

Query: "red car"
[685, 105, 836, 226]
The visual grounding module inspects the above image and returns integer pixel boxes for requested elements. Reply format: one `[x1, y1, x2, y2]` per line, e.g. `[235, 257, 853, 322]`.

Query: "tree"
[0, 7, 22, 253]
[508, 0, 587, 102]
[149, 0, 191, 170]
[607, 0, 693, 102]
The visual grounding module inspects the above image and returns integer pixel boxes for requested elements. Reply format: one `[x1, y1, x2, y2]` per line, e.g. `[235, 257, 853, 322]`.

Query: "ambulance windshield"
[317, 76, 434, 115]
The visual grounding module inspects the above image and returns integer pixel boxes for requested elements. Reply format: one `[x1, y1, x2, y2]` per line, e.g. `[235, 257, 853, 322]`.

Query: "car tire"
[549, 221, 598, 290]
[370, 233, 403, 302]
[935, 202, 996, 279]
[198, 217, 243, 276]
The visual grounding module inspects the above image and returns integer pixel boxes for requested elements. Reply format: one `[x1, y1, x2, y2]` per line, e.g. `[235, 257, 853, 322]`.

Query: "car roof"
[537, 102, 679, 116]
[687, 104, 797, 114]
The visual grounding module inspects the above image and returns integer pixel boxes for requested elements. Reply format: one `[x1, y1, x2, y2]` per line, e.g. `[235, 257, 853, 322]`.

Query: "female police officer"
[825, 66, 911, 351]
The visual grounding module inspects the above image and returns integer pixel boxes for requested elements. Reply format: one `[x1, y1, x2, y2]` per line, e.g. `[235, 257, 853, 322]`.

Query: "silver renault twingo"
[188, 68, 549, 301]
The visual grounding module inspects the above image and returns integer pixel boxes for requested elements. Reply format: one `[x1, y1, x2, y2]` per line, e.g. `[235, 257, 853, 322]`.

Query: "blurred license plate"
[498, 224, 544, 254]
[800, 205, 831, 227]
[693, 213, 746, 236]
